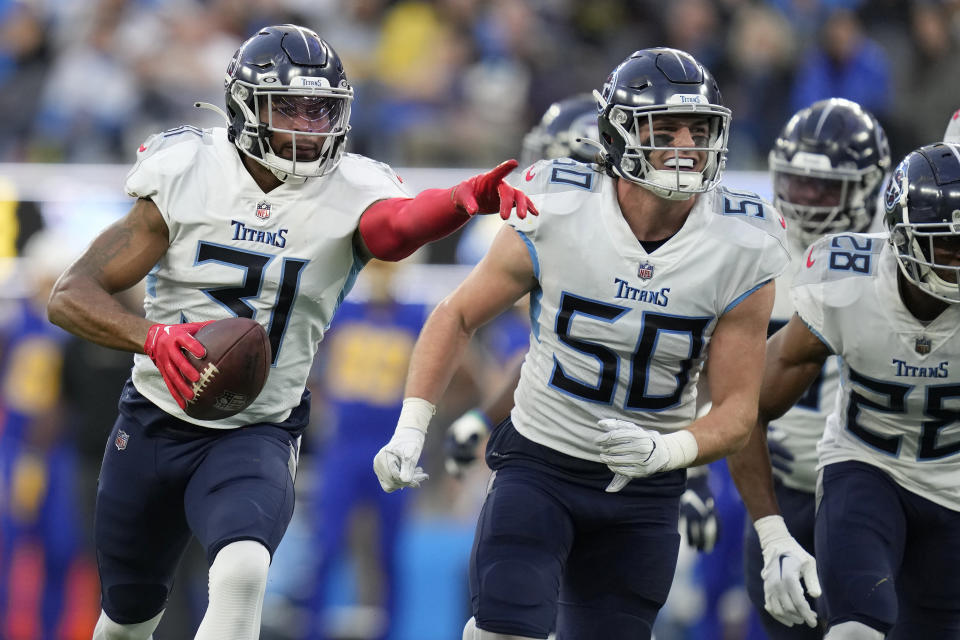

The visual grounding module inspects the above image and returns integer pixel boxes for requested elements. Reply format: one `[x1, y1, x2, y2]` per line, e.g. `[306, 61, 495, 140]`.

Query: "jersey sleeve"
[712, 189, 791, 314]
[506, 159, 600, 241]
[789, 233, 884, 353]
[124, 127, 209, 233]
[338, 154, 412, 212]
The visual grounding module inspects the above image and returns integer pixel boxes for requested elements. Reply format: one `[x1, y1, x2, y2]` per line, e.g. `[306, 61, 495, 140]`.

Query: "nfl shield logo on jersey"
[115, 429, 130, 451]
[255, 201, 271, 220]
[638, 262, 655, 280]
[916, 337, 932, 354]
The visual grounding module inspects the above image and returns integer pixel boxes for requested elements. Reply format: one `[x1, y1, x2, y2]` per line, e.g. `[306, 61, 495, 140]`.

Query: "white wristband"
[662, 429, 699, 471]
[754, 514, 790, 544]
[397, 397, 436, 435]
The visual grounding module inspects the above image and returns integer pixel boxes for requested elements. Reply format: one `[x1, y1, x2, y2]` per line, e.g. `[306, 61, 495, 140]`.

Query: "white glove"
[595, 418, 698, 493]
[444, 409, 491, 477]
[755, 515, 821, 628]
[373, 398, 434, 493]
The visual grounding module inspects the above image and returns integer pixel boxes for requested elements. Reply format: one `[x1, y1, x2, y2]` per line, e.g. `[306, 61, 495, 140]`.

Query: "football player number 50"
[195, 242, 307, 365]
[550, 293, 711, 410]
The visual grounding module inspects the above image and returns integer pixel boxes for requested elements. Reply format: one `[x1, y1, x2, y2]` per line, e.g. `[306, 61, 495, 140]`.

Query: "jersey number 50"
[550, 293, 711, 411]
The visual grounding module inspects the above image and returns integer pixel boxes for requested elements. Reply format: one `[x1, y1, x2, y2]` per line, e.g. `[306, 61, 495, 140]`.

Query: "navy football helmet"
[520, 93, 599, 166]
[224, 25, 352, 182]
[596, 48, 730, 200]
[884, 143, 960, 303]
[770, 98, 890, 247]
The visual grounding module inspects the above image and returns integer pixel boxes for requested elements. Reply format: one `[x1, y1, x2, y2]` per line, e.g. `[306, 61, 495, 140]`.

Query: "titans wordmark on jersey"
[125, 126, 410, 428]
[503, 159, 790, 461]
[794, 233, 960, 511]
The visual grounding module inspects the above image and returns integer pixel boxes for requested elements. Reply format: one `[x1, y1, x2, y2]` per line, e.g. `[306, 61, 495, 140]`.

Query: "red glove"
[143, 320, 215, 409]
[450, 159, 539, 220]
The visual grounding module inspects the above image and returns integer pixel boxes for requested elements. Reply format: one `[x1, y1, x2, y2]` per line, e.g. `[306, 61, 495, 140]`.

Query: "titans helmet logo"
[885, 161, 907, 213]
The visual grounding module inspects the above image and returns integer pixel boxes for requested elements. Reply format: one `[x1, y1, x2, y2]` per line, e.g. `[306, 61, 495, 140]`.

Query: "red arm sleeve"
[358, 188, 470, 261]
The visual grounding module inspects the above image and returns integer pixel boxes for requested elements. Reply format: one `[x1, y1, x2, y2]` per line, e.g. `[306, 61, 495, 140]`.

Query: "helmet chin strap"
[642, 168, 701, 200]
[264, 160, 307, 185]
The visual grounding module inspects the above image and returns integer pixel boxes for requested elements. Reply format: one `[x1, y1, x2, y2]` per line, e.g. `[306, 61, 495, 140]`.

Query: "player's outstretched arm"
[356, 160, 538, 262]
[728, 313, 831, 521]
[47, 197, 169, 352]
[727, 313, 830, 628]
[374, 226, 536, 492]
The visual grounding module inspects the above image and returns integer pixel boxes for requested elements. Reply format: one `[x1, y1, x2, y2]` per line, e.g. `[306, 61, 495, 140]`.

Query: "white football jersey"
[794, 233, 960, 512]
[767, 240, 841, 494]
[770, 205, 886, 493]
[505, 159, 790, 461]
[125, 126, 410, 428]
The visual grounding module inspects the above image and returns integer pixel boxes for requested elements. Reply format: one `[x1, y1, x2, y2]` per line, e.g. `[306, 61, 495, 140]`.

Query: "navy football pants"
[816, 461, 960, 638]
[469, 465, 680, 640]
[95, 411, 298, 624]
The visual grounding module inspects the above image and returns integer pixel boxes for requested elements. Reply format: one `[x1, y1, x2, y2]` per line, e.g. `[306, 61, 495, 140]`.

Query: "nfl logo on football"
[115, 429, 130, 451]
[638, 262, 655, 280]
[915, 337, 932, 355]
[255, 201, 271, 220]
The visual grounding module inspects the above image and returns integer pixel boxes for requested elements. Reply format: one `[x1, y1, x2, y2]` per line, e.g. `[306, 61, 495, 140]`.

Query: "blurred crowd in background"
[3, 0, 960, 638]
[1, 0, 960, 170]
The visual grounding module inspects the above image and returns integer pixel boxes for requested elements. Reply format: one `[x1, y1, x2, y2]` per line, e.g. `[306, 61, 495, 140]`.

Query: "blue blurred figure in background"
[305, 259, 428, 640]
[0, 230, 94, 640]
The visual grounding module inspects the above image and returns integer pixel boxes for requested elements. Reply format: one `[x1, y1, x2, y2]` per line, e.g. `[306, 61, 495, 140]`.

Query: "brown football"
[183, 317, 271, 420]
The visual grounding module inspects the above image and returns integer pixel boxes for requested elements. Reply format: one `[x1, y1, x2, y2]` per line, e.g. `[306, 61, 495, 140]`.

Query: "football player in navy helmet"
[727, 141, 960, 640]
[595, 47, 731, 200]
[885, 143, 960, 305]
[520, 93, 600, 167]
[48, 23, 537, 640]
[730, 99, 891, 639]
[375, 47, 789, 640]
[770, 98, 890, 248]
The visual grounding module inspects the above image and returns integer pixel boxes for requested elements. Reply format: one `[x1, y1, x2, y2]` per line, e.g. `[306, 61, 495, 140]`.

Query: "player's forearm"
[685, 395, 757, 463]
[48, 274, 151, 352]
[403, 299, 475, 404]
[358, 191, 471, 261]
[726, 420, 781, 521]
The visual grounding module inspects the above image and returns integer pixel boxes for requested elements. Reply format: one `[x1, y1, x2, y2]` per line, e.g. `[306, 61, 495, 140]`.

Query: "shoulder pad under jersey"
[711, 185, 789, 244]
[125, 125, 212, 197]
